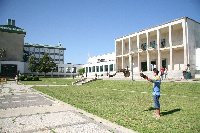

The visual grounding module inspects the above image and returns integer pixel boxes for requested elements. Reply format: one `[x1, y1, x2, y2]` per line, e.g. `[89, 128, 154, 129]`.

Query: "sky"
[0, 0, 200, 64]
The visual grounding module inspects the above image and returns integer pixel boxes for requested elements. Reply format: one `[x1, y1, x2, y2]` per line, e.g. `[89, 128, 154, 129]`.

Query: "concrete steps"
[72, 78, 98, 85]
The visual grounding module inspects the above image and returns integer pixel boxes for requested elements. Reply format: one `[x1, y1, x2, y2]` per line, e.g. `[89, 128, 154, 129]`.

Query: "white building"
[84, 52, 116, 77]
[115, 17, 200, 79]
[24, 43, 66, 64]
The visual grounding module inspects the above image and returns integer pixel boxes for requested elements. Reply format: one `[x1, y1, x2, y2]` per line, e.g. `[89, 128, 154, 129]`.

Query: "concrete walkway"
[0, 81, 136, 133]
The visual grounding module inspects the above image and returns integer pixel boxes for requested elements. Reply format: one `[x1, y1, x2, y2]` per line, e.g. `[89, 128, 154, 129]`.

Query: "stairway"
[72, 78, 98, 85]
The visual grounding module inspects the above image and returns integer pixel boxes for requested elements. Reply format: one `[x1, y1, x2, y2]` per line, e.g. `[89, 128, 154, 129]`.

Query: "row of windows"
[140, 39, 166, 50]
[27, 51, 64, 57]
[58, 67, 76, 73]
[85, 64, 114, 73]
[25, 47, 63, 53]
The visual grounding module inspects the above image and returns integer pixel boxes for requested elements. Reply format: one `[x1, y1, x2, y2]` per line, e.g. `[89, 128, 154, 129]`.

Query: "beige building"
[115, 17, 200, 79]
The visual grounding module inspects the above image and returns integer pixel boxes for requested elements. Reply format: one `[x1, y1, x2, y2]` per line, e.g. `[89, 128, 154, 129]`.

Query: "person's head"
[153, 68, 159, 76]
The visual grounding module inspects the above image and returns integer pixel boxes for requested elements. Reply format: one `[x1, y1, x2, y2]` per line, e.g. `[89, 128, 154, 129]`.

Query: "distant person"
[160, 67, 165, 80]
[164, 68, 168, 79]
[15, 74, 19, 84]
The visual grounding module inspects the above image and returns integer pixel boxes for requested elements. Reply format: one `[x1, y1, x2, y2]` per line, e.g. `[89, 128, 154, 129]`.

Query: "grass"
[20, 77, 76, 85]
[28, 79, 200, 133]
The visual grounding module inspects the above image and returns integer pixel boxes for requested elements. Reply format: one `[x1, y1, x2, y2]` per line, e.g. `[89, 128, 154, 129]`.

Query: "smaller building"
[84, 52, 116, 78]
[56, 63, 83, 77]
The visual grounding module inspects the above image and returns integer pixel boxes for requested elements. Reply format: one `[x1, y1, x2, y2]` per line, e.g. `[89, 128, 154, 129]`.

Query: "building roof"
[115, 16, 199, 40]
[0, 19, 26, 35]
[24, 43, 66, 50]
[0, 24, 26, 34]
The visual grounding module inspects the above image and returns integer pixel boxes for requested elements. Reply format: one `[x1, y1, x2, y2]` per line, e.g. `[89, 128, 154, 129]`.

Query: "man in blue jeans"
[140, 68, 161, 119]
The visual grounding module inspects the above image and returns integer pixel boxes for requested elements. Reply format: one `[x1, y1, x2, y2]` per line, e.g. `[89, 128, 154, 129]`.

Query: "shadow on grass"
[144, 107, 181, 116]
[161, 108, 181, 116]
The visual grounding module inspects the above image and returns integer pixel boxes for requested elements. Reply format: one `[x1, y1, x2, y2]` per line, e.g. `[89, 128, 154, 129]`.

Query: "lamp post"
[132, 63, 134, 81]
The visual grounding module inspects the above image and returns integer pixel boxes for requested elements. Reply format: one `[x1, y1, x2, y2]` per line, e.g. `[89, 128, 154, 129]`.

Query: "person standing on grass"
[140, 68, 161, 119]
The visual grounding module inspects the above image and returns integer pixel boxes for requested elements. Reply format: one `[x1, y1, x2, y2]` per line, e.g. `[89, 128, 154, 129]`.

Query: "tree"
[37, 53, 56, 77]
[28, 55, 38, 72]
[23, 50, 31, 62]
[78, 68, 85, 75]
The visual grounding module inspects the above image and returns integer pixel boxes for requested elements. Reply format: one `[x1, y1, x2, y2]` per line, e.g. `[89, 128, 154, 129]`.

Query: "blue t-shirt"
[150, 76, 161, 95]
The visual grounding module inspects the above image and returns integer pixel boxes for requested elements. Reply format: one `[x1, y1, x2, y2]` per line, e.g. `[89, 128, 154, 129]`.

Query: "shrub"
[27, 76, 33, 81]
[19, 76, 25, 81]
[33, 76, 39, 81]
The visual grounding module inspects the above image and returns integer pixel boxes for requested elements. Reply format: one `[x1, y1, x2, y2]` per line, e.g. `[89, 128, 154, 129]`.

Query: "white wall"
[196, 48, 200, 70]
[0, 61, 25, 73]
[187, 18, 200, 72]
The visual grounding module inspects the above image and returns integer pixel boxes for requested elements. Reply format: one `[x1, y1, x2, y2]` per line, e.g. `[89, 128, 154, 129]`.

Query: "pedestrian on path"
[15, 74, 19, 84]
[140, 68, 161, 119]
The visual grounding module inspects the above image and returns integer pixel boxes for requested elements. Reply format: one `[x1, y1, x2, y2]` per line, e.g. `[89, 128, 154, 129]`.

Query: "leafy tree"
[37, 53, 56, 77]
[78, 68, 85, 75]
[23, 50, 31, 62]
[28, 55, 38, 72]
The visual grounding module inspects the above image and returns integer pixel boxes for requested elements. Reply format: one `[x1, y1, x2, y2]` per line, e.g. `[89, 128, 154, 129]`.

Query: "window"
[59, 67, 64, 73]
[100, 65, 103, 72]
[109, 64, 113, 71]
[92, 66, 95, 72]
[141, 43, 147, 50]
[161, 39, 166, 48]
[104, 65, 108, 72]
[66, 67, 71, 73]
[150, 41, 156, 48]
[89, 67, 91, 72]
[96, 66, 99, 72]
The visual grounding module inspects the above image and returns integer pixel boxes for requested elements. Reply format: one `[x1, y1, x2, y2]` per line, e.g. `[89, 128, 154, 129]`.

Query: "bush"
[27, 76, 33, 81]
[33, 76, 39, 81]
[19, 76, 26, 81]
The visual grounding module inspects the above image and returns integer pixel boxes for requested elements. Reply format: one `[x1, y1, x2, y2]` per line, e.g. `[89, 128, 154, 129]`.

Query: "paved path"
[0, 81, 136, 133]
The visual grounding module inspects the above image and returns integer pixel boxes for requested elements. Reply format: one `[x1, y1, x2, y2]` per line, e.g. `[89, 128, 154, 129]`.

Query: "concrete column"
[137, 35, 140, 72]
[138, 53, 140, 72]
[157, 29, 161, 71]
[182, 20, 188, 66]
[146, 32, 150, 71]
[122, 40, 124, 69]
[129, 37, 131, 53]
[129, 54, 132, 71]
[137, 35, 140, 49]
[95, 65, 97, 73]
[169, 25, 173, 70]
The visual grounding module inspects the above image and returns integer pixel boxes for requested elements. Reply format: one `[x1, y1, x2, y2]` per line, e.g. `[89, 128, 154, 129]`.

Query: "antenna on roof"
[58, 42, 61, 46]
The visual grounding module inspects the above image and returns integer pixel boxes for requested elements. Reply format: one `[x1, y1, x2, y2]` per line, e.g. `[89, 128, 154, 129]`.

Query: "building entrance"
[162, 59, 167, 68]
[1, 64, 17, 77]
[141, 61, 147, 71]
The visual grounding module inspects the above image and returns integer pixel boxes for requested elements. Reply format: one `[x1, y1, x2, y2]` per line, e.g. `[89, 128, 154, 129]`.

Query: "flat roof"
[115, 16, 200, 40]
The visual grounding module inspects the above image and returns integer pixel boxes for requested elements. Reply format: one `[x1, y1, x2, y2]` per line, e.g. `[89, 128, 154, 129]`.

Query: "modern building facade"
[84, 52, 116, 77]
[24, 43, 66, 64]
[115, 17, 200, 79]
[0, 19, 26, 76]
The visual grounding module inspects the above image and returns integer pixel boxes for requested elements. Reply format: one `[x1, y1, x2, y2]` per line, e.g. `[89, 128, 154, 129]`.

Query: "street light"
[132, 63, 134, 81]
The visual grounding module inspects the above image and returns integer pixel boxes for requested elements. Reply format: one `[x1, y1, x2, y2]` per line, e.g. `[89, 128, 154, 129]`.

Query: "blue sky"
[0, 0, 199, 64]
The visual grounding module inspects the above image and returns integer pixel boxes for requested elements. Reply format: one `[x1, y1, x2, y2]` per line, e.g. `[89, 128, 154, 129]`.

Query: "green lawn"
[21, 77, 76, 85]
[30, 79, 200, 133]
